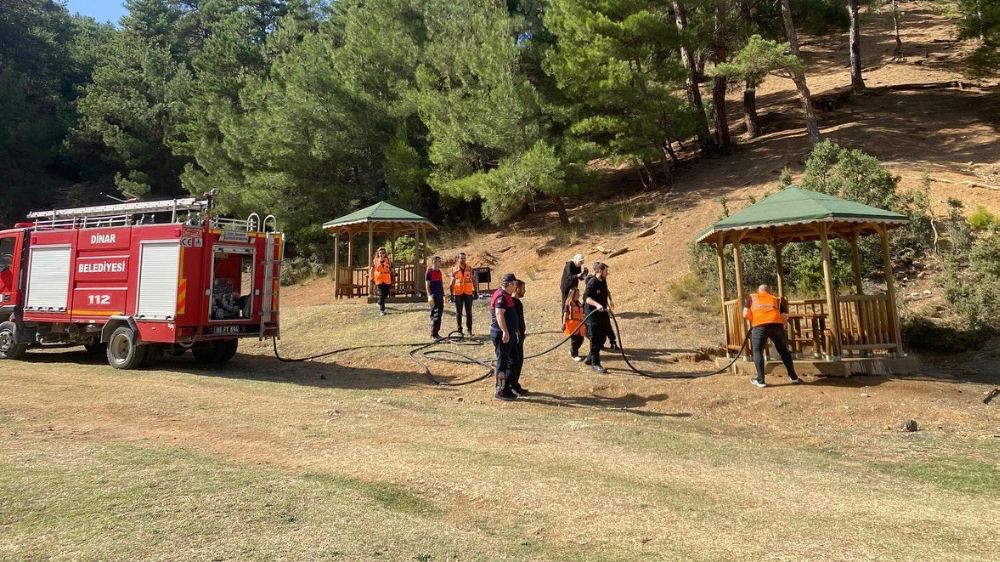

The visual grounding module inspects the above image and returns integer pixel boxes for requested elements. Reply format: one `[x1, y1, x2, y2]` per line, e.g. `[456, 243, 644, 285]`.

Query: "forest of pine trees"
[1, 0, 996, 256]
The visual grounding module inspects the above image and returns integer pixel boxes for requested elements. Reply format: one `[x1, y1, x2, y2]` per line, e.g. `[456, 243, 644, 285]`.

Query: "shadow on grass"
[520, 391, 688, 418]
[20, 348, 437, 391]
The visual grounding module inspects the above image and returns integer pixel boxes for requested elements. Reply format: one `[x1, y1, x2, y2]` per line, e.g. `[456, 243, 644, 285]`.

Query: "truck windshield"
[0, 237, 14, 270]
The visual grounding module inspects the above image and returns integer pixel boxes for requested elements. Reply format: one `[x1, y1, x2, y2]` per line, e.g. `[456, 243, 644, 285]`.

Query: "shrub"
[968, 205, 999, 231]
[901, 315, 988, 353]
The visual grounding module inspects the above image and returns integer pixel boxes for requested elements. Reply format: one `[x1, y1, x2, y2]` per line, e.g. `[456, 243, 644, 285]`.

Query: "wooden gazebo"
[322, 202, 437, 303]
[695, 187, 919, 376]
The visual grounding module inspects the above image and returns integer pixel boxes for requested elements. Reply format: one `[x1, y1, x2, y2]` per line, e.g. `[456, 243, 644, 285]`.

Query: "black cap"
[501, 273, 519, 285]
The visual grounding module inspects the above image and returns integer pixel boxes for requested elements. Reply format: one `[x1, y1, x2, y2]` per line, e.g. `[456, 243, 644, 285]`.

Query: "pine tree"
[416, 0, 576, 224]
[71, 5, 194, 199]
[708, 35, 804, 138]
[544, 0, 701, 187]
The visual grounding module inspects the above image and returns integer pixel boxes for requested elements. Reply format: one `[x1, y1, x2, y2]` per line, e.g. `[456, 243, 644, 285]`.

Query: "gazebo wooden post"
[819, 223, 843, 358]
[347, 232, 355, 295]
[878, 224, 904, 355]
[414, 225, 421, 296]
[715, 233, 729, 358]
[368, 222, 374, 297]
[771, 239, 785, 298]
[333, 231, 340, 299]
[732, 234, 748, 357]
[849, 232, 863, 295]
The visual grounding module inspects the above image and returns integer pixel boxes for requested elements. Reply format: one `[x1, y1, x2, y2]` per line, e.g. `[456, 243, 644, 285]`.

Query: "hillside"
[286, 2, 1000, 351]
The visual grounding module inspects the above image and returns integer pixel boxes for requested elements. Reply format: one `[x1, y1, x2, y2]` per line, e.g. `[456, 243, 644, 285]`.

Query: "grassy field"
[1, 298, 997, 562]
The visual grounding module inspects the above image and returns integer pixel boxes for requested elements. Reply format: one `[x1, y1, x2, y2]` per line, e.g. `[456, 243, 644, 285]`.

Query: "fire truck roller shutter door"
[136, 241, 181, 320]
[25, 245, 72, 312]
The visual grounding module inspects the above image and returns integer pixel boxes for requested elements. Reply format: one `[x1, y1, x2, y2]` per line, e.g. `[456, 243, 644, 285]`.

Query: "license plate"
[211, 325, 242, 335]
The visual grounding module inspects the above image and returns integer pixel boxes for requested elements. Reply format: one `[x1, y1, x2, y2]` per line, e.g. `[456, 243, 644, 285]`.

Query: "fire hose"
[272, 307, 751, 384]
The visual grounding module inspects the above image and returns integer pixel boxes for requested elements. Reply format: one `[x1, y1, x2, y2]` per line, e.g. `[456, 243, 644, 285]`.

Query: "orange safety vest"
[747, 292, 784, 327]
[372, 257, 393, 285]
[564, 302, 587, 337]
[452, 265, 474, 296]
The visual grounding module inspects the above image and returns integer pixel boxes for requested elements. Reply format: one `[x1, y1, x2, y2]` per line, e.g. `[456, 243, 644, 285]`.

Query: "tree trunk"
[780, 0, 822, 144]
[848, 0, 865, 92]
[976, 0, 985, 40]
[551, 194, 570, 227]
[673, 1, 705, 117]
[663, 141, 679, 165]
[743, 83, 761, 138]
[891, 0, 902, 58]
[712, 0, 731, 149]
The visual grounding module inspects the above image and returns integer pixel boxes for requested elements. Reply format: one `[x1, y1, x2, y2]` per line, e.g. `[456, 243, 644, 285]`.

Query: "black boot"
[495, 372, 516, 401]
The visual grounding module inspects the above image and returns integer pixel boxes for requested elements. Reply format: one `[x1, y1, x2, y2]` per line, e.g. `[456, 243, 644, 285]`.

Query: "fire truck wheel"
[141, 345, 163, 368]
[192, 340, 238, 365]
[106, 326, 147, 370]
[0, 322, 27, 360]
[215, 339, 239, 364]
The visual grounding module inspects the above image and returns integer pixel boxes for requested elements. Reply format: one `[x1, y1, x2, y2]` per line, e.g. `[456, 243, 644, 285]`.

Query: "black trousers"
[751, 323, 798, 382]
[429, 296, 443, 336]
[509, 335, 524, 387]
[570, 334, 584, 358]
[455, 294, 474, 333]
[491, 330, 513, 391]
[586, 312, 610, 365]
[376, 283, 391, 311]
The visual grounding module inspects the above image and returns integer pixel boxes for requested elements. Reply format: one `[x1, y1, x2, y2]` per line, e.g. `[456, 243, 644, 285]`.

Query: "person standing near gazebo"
[370, 247, 393, 316]
[426, 256, 445, 339]
[451, 252, 477, 336]
[743, 284, 803, 388]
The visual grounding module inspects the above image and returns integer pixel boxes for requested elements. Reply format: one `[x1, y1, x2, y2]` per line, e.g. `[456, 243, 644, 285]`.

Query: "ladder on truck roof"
[27, 198, 210, 230]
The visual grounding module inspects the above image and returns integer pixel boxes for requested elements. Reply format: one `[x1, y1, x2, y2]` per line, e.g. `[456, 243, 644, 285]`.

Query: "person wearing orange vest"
[370, 247, 393, 316]
[742, 284, 802, 388]
[450, 252, 477, 335]
[562, 287, 587, 361]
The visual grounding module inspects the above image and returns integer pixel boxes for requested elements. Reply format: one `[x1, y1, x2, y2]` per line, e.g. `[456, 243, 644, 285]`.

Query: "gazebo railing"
[335, 264, 425, 299]
[837, 294, 898, 355]
[724, 295, 900, 360]
[722, 299, 745, 354]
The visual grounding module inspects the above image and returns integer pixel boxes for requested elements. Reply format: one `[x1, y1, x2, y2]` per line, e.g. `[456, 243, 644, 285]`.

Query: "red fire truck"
[0, 196, 282, 369]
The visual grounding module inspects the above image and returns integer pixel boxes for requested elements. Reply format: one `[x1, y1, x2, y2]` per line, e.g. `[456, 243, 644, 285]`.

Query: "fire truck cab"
[0, 196, 282, 369]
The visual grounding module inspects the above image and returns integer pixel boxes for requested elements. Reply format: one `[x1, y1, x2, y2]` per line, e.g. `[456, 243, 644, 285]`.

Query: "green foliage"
[72, 31, 193, 198]
[0, 1, 114, 226]
[414, 0, 577, 225]
[958, 0, 1000, 76]
[790, 0, 850, 33]
[709, 35, 803, 89]
[968, 205, 999, 231]
[543, 0, 701, 182]
[942, 226, 1000, 332]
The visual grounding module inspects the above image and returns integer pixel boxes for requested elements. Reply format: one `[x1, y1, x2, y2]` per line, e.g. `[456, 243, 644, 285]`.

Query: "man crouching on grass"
[490, 273, 520, 401]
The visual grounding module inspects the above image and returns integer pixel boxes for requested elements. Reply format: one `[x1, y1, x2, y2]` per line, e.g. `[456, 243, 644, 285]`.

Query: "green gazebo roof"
[695, 187, 908, 244]
[322, 201, 437, 233]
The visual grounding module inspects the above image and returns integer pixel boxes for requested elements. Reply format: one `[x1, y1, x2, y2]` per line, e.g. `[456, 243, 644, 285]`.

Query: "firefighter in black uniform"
[583, 262, 611, 373]
[508, 279, 528, 396]
[490, 273, 521, 401]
